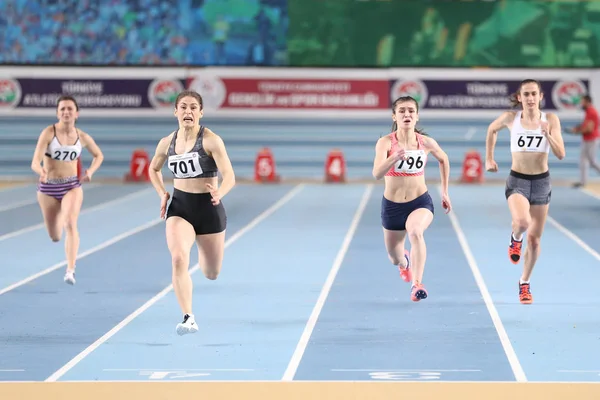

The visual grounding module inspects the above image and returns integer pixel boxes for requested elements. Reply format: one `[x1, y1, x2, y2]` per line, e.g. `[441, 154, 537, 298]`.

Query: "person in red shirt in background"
[569, 95, 600, 188]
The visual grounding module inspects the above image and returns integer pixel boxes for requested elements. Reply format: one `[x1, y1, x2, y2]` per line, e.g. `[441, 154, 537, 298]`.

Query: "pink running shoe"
[398, 249, 412, 283]
[411, 283, 428, 302]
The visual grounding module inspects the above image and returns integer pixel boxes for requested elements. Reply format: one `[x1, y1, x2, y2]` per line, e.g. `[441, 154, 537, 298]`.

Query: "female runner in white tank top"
[31, 95, 104, 285]
[485, 79, 566, 304]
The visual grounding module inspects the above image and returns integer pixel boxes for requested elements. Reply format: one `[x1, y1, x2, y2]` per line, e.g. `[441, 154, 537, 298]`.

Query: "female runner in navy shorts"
[485, 79, 565, 304]
[372, 95, 452, 302]
[30, 95, 104, 285]
[148, 90, 236, 335]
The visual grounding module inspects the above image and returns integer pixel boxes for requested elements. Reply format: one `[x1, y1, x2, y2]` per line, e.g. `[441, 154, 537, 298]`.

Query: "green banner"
[287, 0, 600, 68]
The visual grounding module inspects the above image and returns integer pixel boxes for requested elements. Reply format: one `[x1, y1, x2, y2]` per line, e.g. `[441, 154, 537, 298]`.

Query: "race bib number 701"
[168, 153, 203, 178]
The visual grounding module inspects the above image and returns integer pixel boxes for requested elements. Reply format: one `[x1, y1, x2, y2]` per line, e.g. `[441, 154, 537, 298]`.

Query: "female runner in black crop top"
[148, 90, 236, 336]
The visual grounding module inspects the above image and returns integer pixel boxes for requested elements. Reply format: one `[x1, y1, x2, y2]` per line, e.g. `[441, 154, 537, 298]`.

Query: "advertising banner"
[390, 79, 590, 112]
[0, 77, 185, 111]
[0, 66, 597, 119]
[187, 75, 390, 111]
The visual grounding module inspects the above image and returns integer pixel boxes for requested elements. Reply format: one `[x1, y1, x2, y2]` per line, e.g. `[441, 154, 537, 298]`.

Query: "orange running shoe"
[519, 282, 533, 304]
[398, 249, 412, 283]
[411, 283, 428, 302]
[508, 234, 523, 264]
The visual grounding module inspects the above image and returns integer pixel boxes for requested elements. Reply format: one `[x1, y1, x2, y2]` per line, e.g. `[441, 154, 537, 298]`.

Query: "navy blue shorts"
[381, 191, 434, 231]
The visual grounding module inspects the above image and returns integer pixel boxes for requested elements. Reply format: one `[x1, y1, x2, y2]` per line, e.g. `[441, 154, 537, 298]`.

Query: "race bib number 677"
[517, 134, 544, 150]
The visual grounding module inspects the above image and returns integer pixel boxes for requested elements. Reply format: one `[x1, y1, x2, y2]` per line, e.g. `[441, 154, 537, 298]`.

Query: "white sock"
[512, 232, 523, 241]
[519, 279, 529, 285]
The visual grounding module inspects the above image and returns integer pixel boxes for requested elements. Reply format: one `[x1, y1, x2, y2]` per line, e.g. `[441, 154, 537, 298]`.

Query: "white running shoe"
[64, 270, 76, 285]
[176, 314, 198, 336]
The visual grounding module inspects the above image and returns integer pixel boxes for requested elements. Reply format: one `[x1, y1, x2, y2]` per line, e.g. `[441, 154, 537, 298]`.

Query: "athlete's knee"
[204, 268, 220, 280]
[526, 234, 541, 250]
[512, 216, 531, 233]
[63, 216, 78, 233]
[170, 251, 189, 272]
[47, 227, 61, 242]
[386, 248, 405, 265]
[407, 228, 425, 242]
[387, 252, 398, 265]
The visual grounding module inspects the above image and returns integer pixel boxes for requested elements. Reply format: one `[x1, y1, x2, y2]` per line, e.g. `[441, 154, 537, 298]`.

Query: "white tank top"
[510, 111, 550, 154]
[44, 125, 83, 162]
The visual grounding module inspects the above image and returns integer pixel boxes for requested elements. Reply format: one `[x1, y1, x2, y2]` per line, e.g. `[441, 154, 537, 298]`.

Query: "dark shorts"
[505, 170, 551, 205]
[381, 191, 435, 231]
[166, 188, 227, 235]
[37, 176, 81, 201]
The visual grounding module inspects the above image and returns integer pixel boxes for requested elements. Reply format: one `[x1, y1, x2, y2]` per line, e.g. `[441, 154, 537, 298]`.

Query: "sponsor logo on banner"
[8, 78, 185, 109]
[0, 78, 22, 109]
[148, 79, 185, 108]
[187, 76, 389, 110]
[390, 79, 589, 111]
[390, 79, 428, 108]
[186, 73, 227, 111]
[551, 80, 587, 110]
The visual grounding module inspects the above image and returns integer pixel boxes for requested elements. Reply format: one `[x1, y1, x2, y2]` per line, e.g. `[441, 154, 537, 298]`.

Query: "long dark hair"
[389, 95, 427, 136]
[509, 79, 543, 109]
